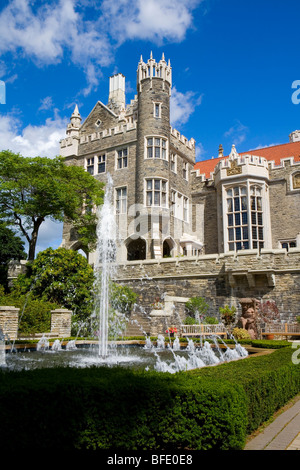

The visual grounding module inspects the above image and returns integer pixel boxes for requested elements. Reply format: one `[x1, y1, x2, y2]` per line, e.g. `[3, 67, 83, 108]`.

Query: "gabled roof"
[194, 141, 300, 179]
[79, 101, 118, 132]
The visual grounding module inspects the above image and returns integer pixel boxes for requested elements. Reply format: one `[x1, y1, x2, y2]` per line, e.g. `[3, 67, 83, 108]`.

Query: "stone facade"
[59, 53, 300, 324]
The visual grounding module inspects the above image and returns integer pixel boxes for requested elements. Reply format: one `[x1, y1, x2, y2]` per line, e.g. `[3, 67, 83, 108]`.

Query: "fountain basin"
[1, 339, 253, 373]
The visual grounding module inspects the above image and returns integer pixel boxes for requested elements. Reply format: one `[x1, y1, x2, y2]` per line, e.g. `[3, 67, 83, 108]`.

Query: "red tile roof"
[194, 140, 300, 179]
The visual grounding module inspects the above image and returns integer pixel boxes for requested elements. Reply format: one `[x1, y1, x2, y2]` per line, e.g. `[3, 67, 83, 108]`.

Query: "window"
[281, 240, 297, 251]
[170, 153, 177, 173]
[170, 190, 189, 220]
[171, 190, 176, 214]
[117, 148, 128, 169]
[183, 197, 189, 222]
[183, 162, 188, 180]
[98, 155, 106, 173]
[227, 186, 249, 251]
[145, 178, 167, 207]
[153, 102, 161, 118]
[116, 187, 127, 214]
[226, 184, 264, 252]
[250, 186, 264, 250]
[146, 137, 167, 160]
[86, 157, 94, 175]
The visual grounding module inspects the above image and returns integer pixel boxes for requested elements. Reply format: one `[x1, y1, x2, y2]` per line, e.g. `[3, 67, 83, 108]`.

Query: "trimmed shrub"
[232, 327, 251, 340]
[0, 346, 299, 449]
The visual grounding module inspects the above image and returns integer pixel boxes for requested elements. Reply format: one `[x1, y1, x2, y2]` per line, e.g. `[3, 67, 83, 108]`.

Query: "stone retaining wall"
[114, 249, 300, 323]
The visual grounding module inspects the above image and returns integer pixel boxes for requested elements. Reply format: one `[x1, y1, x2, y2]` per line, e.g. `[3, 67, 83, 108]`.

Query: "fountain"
[36, 335, 49, 351]
[94, 173, 118, 358]
[0, 328, 6, 367]
[51, 339, 62, 351]
[1, 175, 249, 373]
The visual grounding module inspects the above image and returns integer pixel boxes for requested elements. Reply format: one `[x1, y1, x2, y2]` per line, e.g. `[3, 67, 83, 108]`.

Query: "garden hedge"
[0, 346, 299, 450]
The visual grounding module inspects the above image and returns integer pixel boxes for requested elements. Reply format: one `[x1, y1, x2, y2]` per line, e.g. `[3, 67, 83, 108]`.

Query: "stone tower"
[134, 53, 173, 258]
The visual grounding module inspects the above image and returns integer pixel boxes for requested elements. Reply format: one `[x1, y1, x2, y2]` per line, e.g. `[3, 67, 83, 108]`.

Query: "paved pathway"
[244, 395, 300, 450]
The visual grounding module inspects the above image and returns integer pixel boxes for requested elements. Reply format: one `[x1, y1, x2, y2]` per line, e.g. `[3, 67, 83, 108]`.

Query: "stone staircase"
[124, 311, 151, 337]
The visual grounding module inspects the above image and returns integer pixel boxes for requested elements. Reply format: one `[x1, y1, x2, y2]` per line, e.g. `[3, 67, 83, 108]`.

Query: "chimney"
[108, 73, 125, 110]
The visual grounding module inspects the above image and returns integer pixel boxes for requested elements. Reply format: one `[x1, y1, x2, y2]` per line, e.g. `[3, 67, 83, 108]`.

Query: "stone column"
[50, 309, 72, 337]
[0, 306, 20, 341]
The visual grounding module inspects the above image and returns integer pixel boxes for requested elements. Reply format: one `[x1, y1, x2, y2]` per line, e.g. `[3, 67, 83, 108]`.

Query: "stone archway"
[127, 237, 146, 261]
[163, 238, 175, 258]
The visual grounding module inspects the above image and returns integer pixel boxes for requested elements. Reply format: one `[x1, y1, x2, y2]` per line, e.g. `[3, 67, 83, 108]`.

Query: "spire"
[140, 54, 143, 63]
[67, 104, 81, 136]
[161, 52, 165, 62]
[150, 51, 153, 59]
[72, 104, 80, 118]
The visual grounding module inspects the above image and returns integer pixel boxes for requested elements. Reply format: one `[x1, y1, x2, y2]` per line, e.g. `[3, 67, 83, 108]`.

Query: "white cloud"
[195, 142, 206, 161]
[38, 96, 54, 111]
[170, 86, 203, 127]
[224, 120, 249, 147]
[0, 0, 112, 94]
[0, 0, 203, 94]
[101, 0, 202, 44]
[0, 113, 67, 158]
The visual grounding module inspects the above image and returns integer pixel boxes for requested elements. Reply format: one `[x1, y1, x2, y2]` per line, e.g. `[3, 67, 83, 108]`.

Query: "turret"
[137, 52, 172, 93]
[66, 105, 82, 137]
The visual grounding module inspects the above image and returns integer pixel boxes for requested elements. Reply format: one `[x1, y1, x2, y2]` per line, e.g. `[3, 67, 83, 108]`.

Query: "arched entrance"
[163, 238, 175, 258]
[127, 238, 146, 261]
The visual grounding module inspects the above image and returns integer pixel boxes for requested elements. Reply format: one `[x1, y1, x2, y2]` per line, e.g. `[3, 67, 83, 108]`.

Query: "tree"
[0, 222, 27, 289]
[185, 296, 209, 322]
[0, 151, 104, 260]
[14, 247, 95, 324]
[258, 300, 280, 325]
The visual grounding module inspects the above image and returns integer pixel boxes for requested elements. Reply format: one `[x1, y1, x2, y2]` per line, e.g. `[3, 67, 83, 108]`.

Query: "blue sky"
[0, 0, 299, 254]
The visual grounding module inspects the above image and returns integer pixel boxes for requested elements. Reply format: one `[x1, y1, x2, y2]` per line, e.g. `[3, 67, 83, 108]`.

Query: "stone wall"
[269, 161, 300, 248]
[114, 249, 300, 323]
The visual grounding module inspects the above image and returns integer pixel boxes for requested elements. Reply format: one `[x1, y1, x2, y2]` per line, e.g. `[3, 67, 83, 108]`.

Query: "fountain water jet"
[94, 174, 118, 358]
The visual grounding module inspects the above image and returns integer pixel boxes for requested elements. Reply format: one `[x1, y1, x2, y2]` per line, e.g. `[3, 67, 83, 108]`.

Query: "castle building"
[60, 53, 300, 323]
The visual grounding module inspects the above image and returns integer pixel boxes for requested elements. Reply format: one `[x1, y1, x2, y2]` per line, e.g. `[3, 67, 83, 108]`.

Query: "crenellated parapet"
[214, 145, 269, 186]
[77, 121, 137, 144]
[60, 121, 137, 155]
[137, 52, 172, 92]
[170, 126, 195, 152]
